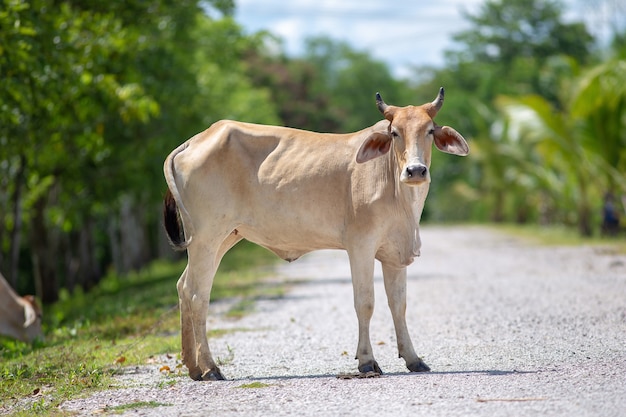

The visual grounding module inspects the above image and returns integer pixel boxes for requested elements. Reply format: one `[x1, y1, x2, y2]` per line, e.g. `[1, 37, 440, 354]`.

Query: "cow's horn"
[376, 92, 388, 115]
[431, 87, 444, 114]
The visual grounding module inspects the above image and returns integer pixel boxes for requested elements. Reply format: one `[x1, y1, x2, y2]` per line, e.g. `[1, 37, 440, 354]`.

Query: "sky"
[233, 0, 621, 78]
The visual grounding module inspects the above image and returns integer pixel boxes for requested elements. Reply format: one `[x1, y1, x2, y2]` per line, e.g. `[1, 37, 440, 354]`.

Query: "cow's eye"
[428, 129, 435, 135]
[391, 130, 399, 138]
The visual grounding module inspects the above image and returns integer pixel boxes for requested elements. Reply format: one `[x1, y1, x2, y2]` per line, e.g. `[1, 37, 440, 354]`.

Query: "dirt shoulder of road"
[59, 226, 626, 417]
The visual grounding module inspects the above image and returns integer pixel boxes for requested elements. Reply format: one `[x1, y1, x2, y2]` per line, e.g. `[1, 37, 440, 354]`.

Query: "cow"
[0, 272, 42, 342]
[163, 88, 469, 381]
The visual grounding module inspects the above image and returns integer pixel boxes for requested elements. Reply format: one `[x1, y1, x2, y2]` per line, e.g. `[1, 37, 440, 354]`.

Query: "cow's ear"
[356, 132, 392, 163]
[434, 126, 469, 156]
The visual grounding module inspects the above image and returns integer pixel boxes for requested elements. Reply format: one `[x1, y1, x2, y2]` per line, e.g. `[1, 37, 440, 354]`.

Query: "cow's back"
[174, 121, 372, 255]
[172, 119, 418, 263]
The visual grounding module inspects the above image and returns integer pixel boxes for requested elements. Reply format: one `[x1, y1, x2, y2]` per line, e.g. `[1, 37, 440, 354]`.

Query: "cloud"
[234, 0, 604, 77]
[235, 0, 484, 76]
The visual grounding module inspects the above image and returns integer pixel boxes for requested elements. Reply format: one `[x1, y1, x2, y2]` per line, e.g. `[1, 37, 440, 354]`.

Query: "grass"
[0, 241, 278, 416]
[105, 401, 171, 413]
[236, 382, 271, 389]
[488, 223, 626, 252]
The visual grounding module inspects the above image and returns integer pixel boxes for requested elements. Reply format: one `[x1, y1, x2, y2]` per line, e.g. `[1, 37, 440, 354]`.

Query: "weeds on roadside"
[0, 241, 277, 416]
[105, 401, 172, 413]
[491, 223, 626, 251]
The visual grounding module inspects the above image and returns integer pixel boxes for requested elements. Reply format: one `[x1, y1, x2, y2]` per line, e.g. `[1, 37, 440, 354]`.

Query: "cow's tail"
[163, 141, 193, 251]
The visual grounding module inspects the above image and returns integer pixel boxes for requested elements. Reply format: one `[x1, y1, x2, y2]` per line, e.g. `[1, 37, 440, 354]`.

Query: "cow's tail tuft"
[163, 141, 193, 251]
[163, 188, 188, 250]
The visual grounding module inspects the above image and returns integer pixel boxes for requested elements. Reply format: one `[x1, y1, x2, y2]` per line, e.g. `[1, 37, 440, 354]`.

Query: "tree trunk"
[578, 203, 593, 237]
[0, 176, 6, 278]
[9, 154, 26, 289]
[31, 195, 58, 304]
[119, 196, 149, 273]
[491, 188, 505, 222]
[64, 232, 79, 293]
[515, 195, 529, 224]
[79, 218, 101, 291]
[577, 175, 593, 237]
[108, 215, 123, 274]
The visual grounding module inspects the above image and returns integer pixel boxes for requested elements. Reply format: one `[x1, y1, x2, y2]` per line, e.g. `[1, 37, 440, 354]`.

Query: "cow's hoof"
[202, 367, 226, 381]
[359, 361, 383, 376]
[189, 369, 204, 381]
[407, 358, 431, 373]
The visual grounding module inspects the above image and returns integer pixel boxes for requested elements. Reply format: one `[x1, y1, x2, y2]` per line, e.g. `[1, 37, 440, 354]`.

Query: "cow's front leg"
[347, 249, 381, 375]
[179, 246, 224, 381]
[382, 264, 430, 372]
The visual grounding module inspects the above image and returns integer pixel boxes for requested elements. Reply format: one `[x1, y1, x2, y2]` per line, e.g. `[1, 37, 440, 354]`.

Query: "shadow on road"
[239, 369, 535, 382]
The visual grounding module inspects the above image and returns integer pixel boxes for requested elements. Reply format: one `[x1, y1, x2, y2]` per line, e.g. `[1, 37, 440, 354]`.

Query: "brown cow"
[163, 88, 469, 380]
[0, 272, 42, 342]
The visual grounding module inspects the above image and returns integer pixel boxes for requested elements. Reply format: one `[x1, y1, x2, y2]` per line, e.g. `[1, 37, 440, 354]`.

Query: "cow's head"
[356, 88, 469, 185]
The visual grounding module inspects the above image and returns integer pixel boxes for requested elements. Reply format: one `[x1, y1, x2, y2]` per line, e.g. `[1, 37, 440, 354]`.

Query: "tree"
[410, 0, 598, 224]
[303, 37, 413, 132]
[444, 0, 594, 105]
[450, 0, 593, 71]
[571, 59, 626, 192]
[0, 0, 160, 300]
[496, 55, 626, 236]
[0, 0, 279, 302]
[245, 36, 411, 134]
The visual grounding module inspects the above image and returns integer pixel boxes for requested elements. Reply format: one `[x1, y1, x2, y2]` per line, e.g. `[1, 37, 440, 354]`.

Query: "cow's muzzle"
[401, 163, 429, 184]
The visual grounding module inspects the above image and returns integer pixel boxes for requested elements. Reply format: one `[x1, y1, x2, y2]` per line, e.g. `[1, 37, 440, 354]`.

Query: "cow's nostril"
[406, 165, 428, 178]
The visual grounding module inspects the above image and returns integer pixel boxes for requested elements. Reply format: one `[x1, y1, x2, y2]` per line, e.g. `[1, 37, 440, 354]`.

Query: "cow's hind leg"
[178, 233, 242, 381]
[347, 247, 381, 375]
[177, 266, 204, 380]
[178, 248, 223, 380]
[382, 264, 430, 372]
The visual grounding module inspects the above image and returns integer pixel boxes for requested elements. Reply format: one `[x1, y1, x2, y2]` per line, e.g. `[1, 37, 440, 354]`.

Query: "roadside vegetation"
[2, 0, 625, 305]
[490, 223, 626, 253]
[0, 242, 277, 416]
[0, 0, 624, 412]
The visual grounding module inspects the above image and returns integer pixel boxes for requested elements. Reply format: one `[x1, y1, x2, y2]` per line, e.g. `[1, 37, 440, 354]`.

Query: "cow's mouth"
[401, 177, 429, 186]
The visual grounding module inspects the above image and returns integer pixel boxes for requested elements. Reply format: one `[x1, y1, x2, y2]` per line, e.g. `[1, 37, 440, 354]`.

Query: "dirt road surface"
[61, 226, 626, 416]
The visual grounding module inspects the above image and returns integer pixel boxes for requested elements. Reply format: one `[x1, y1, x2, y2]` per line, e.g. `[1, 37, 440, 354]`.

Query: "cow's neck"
[388, 144, 430, 257]
[0, 293, 25, 339]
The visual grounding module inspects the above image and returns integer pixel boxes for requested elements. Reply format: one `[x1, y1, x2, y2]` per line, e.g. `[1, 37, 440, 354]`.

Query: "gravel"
[60, 226, 626, 416]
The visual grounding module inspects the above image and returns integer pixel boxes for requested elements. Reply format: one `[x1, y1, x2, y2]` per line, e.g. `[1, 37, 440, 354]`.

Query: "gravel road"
[61, 226, 626, 416]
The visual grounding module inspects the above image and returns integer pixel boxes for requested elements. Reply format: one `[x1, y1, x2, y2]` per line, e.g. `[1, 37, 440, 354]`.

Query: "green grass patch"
[236, 382, 271, 389]
[489, 223, 626, 252]
[226, 299, 256, 318]
[0, 241, 278, 416]
[106, 401, 171, 413]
